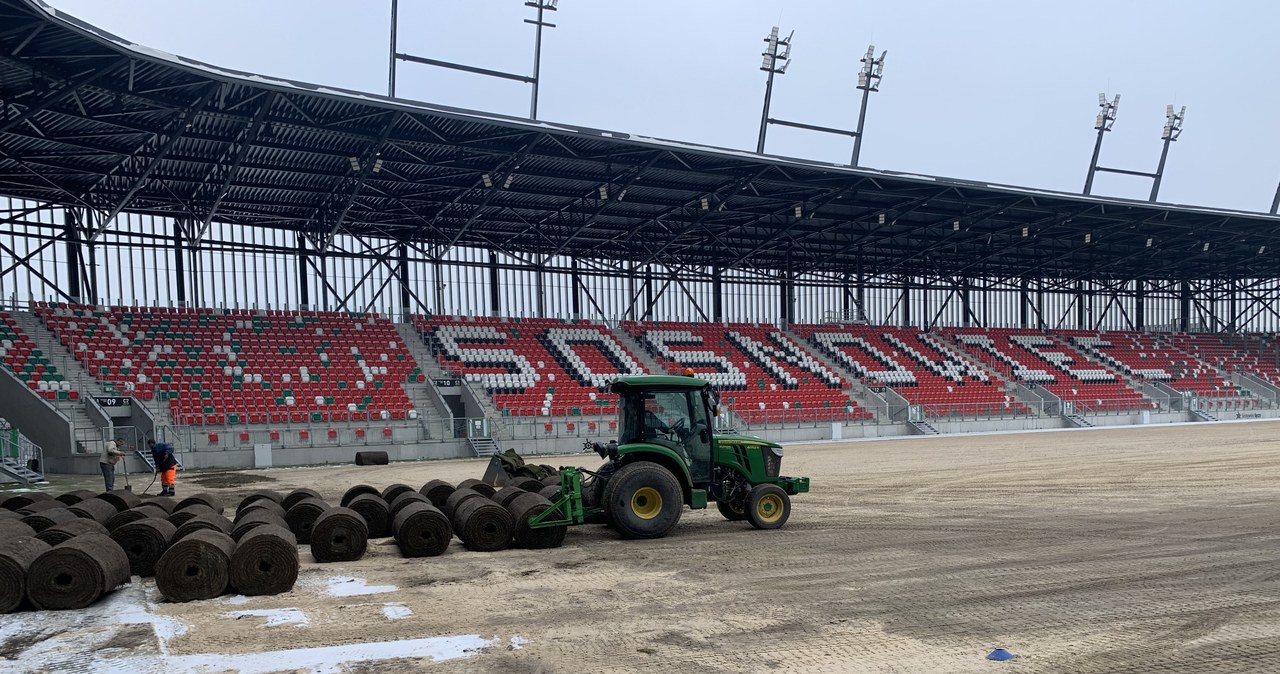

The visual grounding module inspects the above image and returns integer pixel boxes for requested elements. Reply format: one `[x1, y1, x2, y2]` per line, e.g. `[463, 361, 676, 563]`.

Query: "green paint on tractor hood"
[713, 433, 782, 450]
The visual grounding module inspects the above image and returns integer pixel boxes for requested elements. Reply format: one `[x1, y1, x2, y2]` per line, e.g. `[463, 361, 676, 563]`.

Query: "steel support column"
[535, 265, 546, 318]
[900, 277, 911, 328]
[488, 252, 500, 317]
[398, 242, 410, 322]
[1228, 281, 1238, 333]
[64, 210, 81, 303]
[432, 258, 444, 314]
[712, 267, 724, 323]
[1135, 280, 1145, 331]
[570, 258, 581, 320]
[1075, 281, 1086, 329]
[173, 220, 186, 307]
[1019, 278, 1030, 328]
[1036, 283, 1045, 330]
[961, 278, 972, 327]
[296, 234, 309, 309]
[1179, 280, 1192, 332]
[84, 240, 97, 305]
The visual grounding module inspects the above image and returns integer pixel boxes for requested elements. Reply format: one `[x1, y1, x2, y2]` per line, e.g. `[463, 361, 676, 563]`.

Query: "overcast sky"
[45, 0, 1280, 213]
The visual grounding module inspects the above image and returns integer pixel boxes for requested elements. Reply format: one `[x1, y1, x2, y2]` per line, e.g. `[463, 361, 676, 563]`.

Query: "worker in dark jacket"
[147, 438, 178, 497]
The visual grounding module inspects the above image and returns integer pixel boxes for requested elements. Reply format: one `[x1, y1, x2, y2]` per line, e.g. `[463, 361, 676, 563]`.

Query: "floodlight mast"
[851, 45, 886, 166]
[387, 0, 558, 120]
[756, 26, 793, 154]
[755, 33, 884, 167]
[1149, 104, 1185, 201]
[1082, 93, 1120, 195]
[1083, 94, 1186, 202]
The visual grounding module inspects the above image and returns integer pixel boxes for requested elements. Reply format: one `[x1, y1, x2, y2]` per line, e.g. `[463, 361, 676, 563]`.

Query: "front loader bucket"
[481, 456, 510, 487]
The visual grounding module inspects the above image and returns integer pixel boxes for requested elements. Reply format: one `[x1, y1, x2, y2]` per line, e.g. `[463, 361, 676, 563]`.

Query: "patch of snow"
[382, 604, 413, 620]
[226, 608, 309, 628]
[325, 576, 397, 597]
[224, 594, 250, 605]
[509, 635, 528, 650]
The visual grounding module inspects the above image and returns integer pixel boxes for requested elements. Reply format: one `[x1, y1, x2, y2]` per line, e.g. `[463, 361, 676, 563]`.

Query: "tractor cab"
[613, 376, 715, 484]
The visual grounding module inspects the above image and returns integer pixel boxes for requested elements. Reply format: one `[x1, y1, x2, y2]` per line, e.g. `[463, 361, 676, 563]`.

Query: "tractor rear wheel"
[746, 484, 790, 530]
[716, 499, 748, 521]
[602, 461, 683, 539]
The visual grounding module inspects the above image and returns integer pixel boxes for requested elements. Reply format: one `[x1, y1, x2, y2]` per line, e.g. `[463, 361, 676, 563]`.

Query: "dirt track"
[7, 420, 1280, 672]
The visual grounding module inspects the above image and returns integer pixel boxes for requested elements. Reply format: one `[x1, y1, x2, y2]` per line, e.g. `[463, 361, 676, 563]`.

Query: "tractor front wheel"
[716, 499, 748, 521]
[746, 483, 790, 530]
[603, 461, 683, 539]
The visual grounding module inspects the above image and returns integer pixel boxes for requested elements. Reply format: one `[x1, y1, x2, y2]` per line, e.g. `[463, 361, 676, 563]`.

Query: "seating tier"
[623, 321, 869, 422]
[792, 325, 1031, 418]
[35, 304, 421, 425]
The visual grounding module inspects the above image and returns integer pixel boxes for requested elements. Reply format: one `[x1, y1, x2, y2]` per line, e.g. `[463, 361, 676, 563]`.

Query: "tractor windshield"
[617, 387, 713, 483]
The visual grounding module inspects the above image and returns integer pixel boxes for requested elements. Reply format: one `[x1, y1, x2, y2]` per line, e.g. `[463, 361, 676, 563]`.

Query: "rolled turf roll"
[142, 496, 178, 514]
[284, 497, 328, 544]
[233, 499, 287, 523]
[1, 492, 54, 511]
[104, 508, 157, 533]
[26, 533, 130, 610]
[0, 519, 36, 538]
[392, 501, 452, 558]
[111, 518, 177, 577]
[540, 473, 562, 487]
[451, 498, 514, 552]
[68, 498, 118, 524]
[35, 519, 107, 545]
[442, 488, 486, 519]
[283, 488, 322, 511]
[490, 486, 528, 509]
[0, 535, 51, 613]
[175, 493, 225, 517]
[388, 491, 429, 521]
[418, 479, 455, 508]
[309, 507, 368, 563]
[167, 503, 215, 528]
[339, 485, 380, 508]
[508, 477, 546, 493]
[0, 509, 19, 520]
[155, 529, 235, 603]
[17, 499, 66, 514]
[96, 489, 142, 513]
[354, 451, 389, 466]
[230, 509, 288, 542]
[507, 492, 568, 550]
[538, 485, 562, 502]
[173, 514, 232, 541]
[133, 502, 171, 518]
[381, 483, 415, 504]
[21, 507, 77, 533]
[236, 490, 284, 514]
[345, 494, 390, 538]
[455, 479, 496, 498]
[230, 525, 298, 596]
[55, 490, 99, 506]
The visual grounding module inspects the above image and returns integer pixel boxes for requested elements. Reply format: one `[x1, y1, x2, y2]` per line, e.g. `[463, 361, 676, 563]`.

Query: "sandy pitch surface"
[5, 421, 1280, 672]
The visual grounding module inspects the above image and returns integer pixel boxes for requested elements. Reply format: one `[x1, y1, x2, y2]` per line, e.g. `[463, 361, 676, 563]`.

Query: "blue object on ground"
[986, 648, 1015, 661]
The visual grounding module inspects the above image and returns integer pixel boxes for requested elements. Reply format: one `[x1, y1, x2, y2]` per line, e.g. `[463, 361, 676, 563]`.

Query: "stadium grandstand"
[3, 0, 1280, 480]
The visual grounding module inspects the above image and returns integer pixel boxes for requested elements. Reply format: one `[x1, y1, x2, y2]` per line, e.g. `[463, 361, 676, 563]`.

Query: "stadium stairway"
[408, 323, 505, 423]
[780, 327, 883, 421]
[393, 323, 453, 420]
[610, 327, 666, 376]
[10, 310, 105, 440]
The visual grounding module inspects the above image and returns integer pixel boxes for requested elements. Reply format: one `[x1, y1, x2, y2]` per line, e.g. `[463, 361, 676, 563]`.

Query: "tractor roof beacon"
[511, 375, 811, 539]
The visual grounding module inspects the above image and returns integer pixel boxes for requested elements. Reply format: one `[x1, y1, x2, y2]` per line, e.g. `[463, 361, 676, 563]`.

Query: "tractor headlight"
[767, 446, 784, 458]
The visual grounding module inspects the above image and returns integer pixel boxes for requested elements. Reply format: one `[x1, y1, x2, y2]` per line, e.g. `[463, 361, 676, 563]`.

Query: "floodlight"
[617, 188, 627, 201]
[482, 174, 493, 188]
[1166, 104, 1174, 117]
[1146, 237, 1153, 248]
[1085, 233, 1091, 243]
[598, 185, 609, 200]
[348, 157, 361, 172]
[794, 205, 803, 218]
[372, 159, 384, 173]
[1099, 93, 1106, 106]
[1259, 245, 1266, 255]
[953, 220, 961, 231]
[503, 174, 514, 189]
[1022, 227, 1029, 237]
[1203, 242, 1210, 251]
[701, 197, 710, 210]
[878, 212, 886, 225]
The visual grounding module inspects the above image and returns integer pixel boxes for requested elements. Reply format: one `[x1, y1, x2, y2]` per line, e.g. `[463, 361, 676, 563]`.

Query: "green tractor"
[497, 375, 810, 539]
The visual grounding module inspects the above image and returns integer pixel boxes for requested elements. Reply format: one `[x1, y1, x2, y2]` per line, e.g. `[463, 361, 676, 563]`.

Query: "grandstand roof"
[3, 0, 1280, 282]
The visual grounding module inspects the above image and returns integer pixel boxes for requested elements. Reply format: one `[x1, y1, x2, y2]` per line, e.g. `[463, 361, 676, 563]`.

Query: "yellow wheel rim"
[631, 487, 662, 520]
[756, 494, 784, 524]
